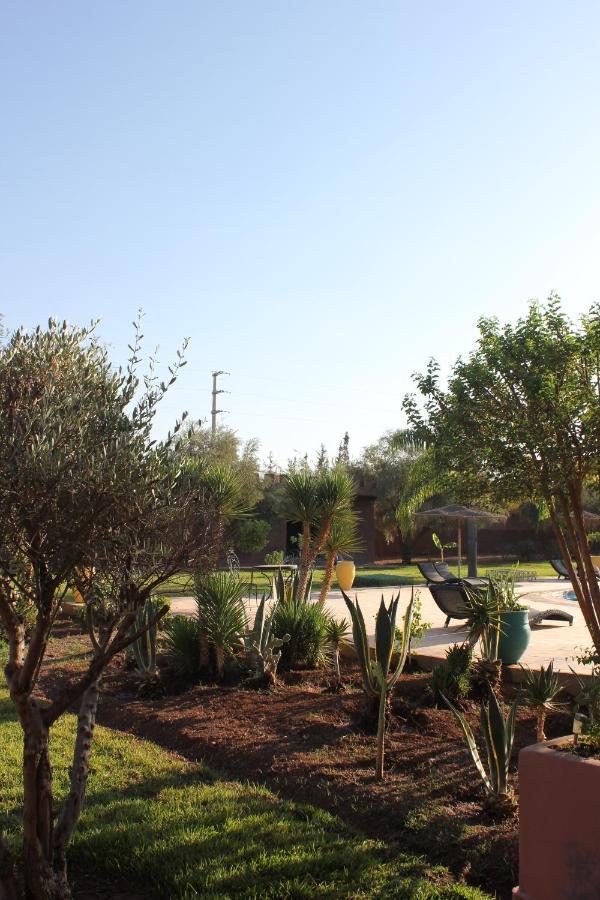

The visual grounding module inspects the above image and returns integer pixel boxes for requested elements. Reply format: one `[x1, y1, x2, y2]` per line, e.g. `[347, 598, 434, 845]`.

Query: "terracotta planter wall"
[513, 737, 600, 900]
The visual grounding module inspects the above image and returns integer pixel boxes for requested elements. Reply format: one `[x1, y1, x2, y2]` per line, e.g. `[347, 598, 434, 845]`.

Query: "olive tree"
[0, 320, 222, 899]
[403, 297, 600, 652]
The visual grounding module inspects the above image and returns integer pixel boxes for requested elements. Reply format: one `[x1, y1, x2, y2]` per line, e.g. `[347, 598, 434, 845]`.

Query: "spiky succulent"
[132, 597, 160, 678]
[343, 588, 415, 780]
[521, 661, 565, 741]
[244, 593, 289, 684]
[444, 688, 518, 814]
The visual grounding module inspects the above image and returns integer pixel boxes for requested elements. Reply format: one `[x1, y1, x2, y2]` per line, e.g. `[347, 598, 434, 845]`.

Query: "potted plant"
[491, 569, 531, 665]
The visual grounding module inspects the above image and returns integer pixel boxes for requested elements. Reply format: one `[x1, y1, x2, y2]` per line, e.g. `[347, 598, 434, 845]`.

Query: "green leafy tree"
[0, 320, 222, 899]
[182, 424, 262, 511]
[351, 430, 436, 558]
[404, 296, 600, 653]
[236, 518, 271, 554]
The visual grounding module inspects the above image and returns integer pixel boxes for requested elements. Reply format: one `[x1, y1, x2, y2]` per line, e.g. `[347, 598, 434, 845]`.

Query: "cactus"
[244, 593, 289, 684]
[132, 597, 161, 678]
[443, 687, 518, 814]
[343, 587, 415, 780]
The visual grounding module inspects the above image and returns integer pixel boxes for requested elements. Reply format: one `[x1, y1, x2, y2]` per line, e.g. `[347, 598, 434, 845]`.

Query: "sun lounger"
[550, 559, 570, 579]
[417, 561, 451, 584]
[434, 561, 489, 589]
[428, 583, 574, 629]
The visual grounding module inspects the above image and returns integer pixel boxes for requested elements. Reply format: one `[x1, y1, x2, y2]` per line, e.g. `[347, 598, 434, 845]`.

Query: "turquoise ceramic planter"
[498, 609, 531, 665]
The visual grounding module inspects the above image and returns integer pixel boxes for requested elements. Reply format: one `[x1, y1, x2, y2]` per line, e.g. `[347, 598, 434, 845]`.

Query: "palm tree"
[180, 458, 248, 569]
[284, 465, 355, 599]
[521, 661, 565, 741]
[284, 467, 321, 597]
[395, 446, 443, 537]
[325, 617, 350, 687]
[317, 513, 363, 606]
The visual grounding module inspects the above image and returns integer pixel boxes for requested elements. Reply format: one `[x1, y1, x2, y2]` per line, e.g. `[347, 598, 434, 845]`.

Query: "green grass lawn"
[156, 561, 557, 595]
[0, 673, 488, 898]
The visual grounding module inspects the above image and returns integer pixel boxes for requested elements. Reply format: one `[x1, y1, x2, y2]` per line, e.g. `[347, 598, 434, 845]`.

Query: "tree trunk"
[297, 522, 312, 601]
[0, 837, 18, 900]
[536, 708, 546, 743]
[302, 520, 333, 598]
[549, 496, 600, 653]
[333, 647, 341, 687]
[21, 723, 66, 899]
[317, 552, 336, 607]
[53, 681, 100, 888]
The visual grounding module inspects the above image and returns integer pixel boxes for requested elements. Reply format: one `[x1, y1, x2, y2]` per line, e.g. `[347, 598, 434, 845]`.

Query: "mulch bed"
[38, 618, 574, 900]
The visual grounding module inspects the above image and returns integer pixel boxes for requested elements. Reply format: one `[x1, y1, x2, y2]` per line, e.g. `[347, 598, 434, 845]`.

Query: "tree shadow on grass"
[70, 768, 441, 899]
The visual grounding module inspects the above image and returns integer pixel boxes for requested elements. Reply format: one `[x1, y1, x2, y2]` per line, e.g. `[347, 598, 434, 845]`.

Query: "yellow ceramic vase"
[336, 560, 356, 591]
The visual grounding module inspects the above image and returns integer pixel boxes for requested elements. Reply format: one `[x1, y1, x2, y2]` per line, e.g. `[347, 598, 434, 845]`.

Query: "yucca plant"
[521, 660, 565, 741]
[284, 465, 355, 599]
[325, 617, 350, 688]
[244, 593, 289, 685]
[317, 513, 363, 606]
[464, 583, 503, 694]
[343, 588, 415, 779]
[163, 614, 202, 679]
[194, 570, 246, 679]
[443, 688, 518, 815]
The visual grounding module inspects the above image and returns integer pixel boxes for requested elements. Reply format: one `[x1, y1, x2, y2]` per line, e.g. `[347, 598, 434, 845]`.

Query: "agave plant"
[443, 688, 518, 814]
[343, 588, 415, 779]
[244, 593, 289, 685]
[325, 617, 350, 688]
[521, 661, 565, 741]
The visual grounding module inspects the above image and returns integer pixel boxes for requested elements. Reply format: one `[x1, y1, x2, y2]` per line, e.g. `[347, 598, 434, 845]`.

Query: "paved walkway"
[170, 578, 596, 684]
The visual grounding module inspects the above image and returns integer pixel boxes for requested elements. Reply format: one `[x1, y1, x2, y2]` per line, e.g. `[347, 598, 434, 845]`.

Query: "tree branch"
[43, 605, 168, 725]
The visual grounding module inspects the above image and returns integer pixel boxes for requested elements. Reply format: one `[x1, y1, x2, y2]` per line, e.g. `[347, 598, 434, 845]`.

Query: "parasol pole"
[457, 518, 462, 578]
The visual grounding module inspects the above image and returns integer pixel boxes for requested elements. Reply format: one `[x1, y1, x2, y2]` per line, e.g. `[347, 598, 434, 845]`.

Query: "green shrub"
[272, 600, 330, 669]
[264, 549, 285, 565]
[588, 531, 600, 553]
[431, 643, 473, 703]
[236, 518, 271, 553]
[163, 615, 202, 679]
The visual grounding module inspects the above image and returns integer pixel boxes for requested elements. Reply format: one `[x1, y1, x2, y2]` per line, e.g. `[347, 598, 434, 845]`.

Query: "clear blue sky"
[2, 2, 600, 466]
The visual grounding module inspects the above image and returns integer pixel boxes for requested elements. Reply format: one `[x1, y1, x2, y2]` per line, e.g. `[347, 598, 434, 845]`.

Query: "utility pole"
[211, 370, 229, 434]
